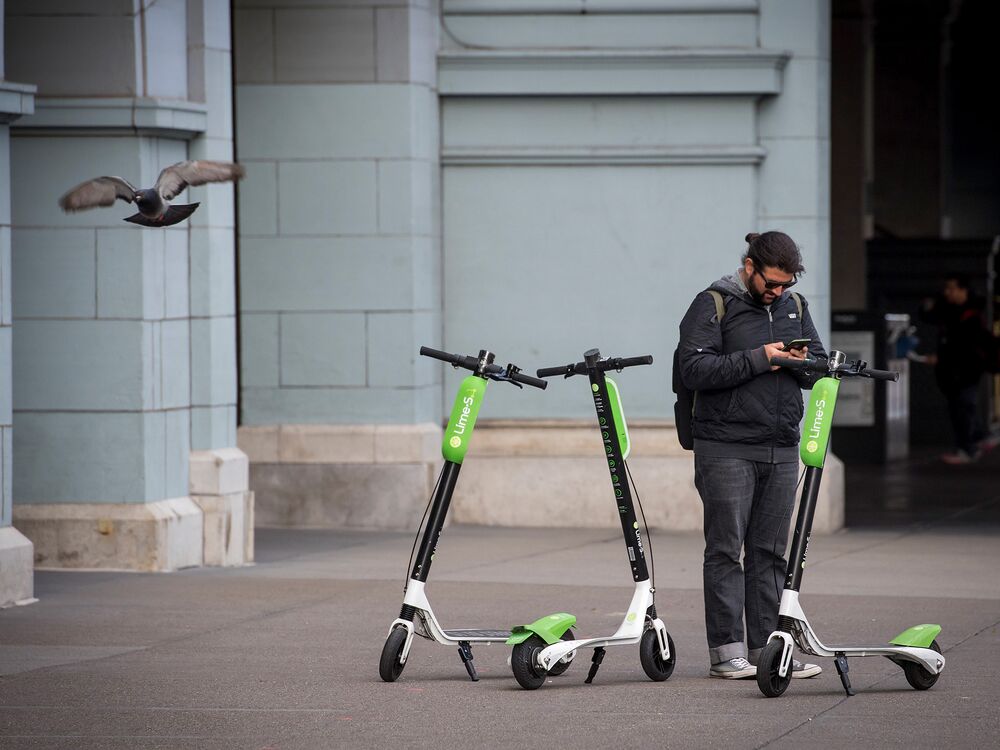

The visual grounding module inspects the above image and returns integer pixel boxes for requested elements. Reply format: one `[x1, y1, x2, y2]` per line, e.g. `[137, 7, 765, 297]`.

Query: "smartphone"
[780, 338, 812, 352]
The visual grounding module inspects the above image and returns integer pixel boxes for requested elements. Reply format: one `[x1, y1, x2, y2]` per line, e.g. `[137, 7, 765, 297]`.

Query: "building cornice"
[12, 97, 207, 139]
[438, 48, 790, 96]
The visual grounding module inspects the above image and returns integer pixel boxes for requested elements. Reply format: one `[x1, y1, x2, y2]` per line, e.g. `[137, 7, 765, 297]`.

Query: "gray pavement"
[2, 513, 1000, 749]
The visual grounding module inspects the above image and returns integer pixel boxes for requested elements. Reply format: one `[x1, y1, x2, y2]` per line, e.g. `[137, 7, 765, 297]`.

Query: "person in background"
[920, 274, 994, 464]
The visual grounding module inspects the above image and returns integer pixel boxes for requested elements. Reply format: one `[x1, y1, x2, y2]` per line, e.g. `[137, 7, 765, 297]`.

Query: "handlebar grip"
[617, 355, 654, 368]
[770, 356, 808, 369]
[864, 367, 900, 382]
[510, 370, 548, 389]
[419, 346, 479, 371]
[420, 346, 459, 364]
[771, 356, 830, 373]
[537, 364, 573, 378]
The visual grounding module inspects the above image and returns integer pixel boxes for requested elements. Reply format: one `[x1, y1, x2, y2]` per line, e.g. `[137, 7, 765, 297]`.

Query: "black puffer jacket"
[677, 273, 827, 462]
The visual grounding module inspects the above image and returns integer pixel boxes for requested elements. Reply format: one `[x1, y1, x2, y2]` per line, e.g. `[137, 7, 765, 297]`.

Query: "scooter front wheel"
[902, 639, 942, 690]
[511, 635, 548, 690]
[756, 639, 791, 697]
[639, 628, 676, 681]
[379, 627, 408, 682]
[547, 628, 576, 677]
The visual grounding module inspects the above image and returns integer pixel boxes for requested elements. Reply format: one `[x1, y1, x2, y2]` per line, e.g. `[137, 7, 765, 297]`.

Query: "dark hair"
[742, 231, 805, 276]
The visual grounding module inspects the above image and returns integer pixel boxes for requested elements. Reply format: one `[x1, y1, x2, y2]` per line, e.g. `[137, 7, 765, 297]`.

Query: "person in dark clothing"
[920, 275, 991, 464]
[677, 231, 827, 680]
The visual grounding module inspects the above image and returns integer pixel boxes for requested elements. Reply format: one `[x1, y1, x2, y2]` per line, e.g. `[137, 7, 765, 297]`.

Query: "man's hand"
[764, 342, 786, 371]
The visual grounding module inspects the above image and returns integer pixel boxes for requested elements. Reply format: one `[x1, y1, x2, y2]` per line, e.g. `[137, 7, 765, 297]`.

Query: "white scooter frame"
[510, 349, 676, 689]
[757, 351, 946, 697]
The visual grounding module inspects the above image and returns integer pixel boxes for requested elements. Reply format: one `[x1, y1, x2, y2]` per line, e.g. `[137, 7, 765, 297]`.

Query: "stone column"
[758, 0, 833, 346]
[233, 0, 442, 528]
[0, 0, 36, 606]
[186, 0, 253, 565]
[5, 0, 244, 570]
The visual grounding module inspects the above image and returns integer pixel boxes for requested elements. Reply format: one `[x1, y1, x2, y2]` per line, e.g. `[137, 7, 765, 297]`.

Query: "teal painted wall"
[234, 1, 441, 425]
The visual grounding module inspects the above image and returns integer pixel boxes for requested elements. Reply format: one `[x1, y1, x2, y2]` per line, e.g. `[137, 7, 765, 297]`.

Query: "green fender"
[506, 612, 576, 646]
[889, 623, 942, 648]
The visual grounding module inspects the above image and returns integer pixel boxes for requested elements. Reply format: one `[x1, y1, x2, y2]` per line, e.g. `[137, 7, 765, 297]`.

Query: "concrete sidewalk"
[2, 512, 999, 749]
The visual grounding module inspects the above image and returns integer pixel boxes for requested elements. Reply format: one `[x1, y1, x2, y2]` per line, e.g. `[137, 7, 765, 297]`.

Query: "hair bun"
[745, 232, 760, 244]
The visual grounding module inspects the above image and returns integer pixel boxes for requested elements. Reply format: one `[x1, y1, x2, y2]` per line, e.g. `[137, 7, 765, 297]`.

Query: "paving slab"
[1, 515, 998, 750]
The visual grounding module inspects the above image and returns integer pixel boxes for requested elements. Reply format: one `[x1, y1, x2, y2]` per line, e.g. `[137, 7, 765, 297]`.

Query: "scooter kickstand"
[585, 647, 606, 684]
[457, 641, 479, 682]
[834, 652, 855, 696]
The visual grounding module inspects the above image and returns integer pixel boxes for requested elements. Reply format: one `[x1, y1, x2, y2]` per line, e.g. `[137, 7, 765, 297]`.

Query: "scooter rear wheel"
[902, 639, 942, 690]
[756, 639, 791, 697]
[547, 628, 576, 677]
[511, 635, 548, 690]
[379, 627, 408, 682]
[639, 627, 676, 681]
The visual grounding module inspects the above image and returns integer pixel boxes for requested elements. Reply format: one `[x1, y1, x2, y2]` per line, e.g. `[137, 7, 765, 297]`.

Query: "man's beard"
[748, 285, 773, 304]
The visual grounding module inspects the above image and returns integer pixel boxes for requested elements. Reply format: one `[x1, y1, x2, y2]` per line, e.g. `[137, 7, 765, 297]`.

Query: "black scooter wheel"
[757, 639, 791, 697]
[379, 627, 408, 682]
[902, 639, 942, 690]
[547, 628, 576, 677]
[511, 635, 548, 690]
[639, 628, 676, 681]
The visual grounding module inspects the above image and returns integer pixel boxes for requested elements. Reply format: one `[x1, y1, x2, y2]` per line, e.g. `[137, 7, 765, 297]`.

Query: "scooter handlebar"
[615, 355, 654, 369]
[536, 353, 654, 378]
[509, 370, 548, 389]
[860, 367, 899, 382]
[537, 363, 579, 378]
[419, 346, 480, 371]
[770, 356, 828, 372]
[770, 356, 900, 381]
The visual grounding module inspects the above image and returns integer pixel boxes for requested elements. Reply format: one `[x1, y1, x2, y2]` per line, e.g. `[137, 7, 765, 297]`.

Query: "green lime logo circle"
[599, 417, 606, 426]
[605, 445, 612, 454]
[615, 488, 622, 497]
[806, 440, 819, 453]
[626, 612, 637, 623]
[608, 459, 616, 468]
[633, 521, 639, 529]
[611, 474, 619, 483]
[592, 384, 599, 392]
[602, 431, 609, 439]
[449, 436, 462, 449]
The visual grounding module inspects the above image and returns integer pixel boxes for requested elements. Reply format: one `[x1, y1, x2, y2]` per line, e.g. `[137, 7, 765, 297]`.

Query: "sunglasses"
[751, 264, 797, 290]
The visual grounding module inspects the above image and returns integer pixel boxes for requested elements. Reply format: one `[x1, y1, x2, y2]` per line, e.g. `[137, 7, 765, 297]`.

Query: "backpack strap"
[707, 290, 726, 323]
[790, 291, 803, 318]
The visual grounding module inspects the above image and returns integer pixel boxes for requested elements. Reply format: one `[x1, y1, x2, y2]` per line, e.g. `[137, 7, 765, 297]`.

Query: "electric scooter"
[379, 346, 566, 683]
[756, 350, 946, 697]
[506, 348, 676, 689]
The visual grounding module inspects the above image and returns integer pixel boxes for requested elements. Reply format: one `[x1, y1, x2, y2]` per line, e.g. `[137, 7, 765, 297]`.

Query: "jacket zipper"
[768, 306, 778, 454]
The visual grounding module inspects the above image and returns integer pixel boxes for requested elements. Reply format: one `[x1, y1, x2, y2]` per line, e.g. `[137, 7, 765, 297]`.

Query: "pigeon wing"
[59, 176, 137, 212]
[155, 160, 246, 201]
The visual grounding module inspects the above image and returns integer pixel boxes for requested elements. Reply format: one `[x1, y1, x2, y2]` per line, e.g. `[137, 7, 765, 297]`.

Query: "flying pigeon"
[58, 160, 246, 227]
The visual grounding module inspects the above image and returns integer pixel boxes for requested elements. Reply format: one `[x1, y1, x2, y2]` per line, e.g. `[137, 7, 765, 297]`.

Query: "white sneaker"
[790, 659, 822, 678]
[710, 657, 756, 679]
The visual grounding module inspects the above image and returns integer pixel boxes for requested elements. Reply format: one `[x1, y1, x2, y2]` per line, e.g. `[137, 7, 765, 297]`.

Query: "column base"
[0, 526, 35, 607]
[14, 498, 204, 571]
[239, 424, 439, 530]
[190, 448, 255, 566]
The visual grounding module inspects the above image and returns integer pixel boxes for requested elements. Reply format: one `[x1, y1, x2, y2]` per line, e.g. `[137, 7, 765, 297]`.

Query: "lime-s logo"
[806, 440, 818, 453]
[449, 436, 462, 448]
[592, 384, 599, 392]
[626, 613, 637, 623]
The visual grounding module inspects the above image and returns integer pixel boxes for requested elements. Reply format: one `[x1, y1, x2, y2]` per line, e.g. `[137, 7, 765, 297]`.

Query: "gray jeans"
[694, 454, 798, 664]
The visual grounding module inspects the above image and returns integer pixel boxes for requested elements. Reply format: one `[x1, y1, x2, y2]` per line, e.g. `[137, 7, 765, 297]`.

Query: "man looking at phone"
[677, 231, 828, 680]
